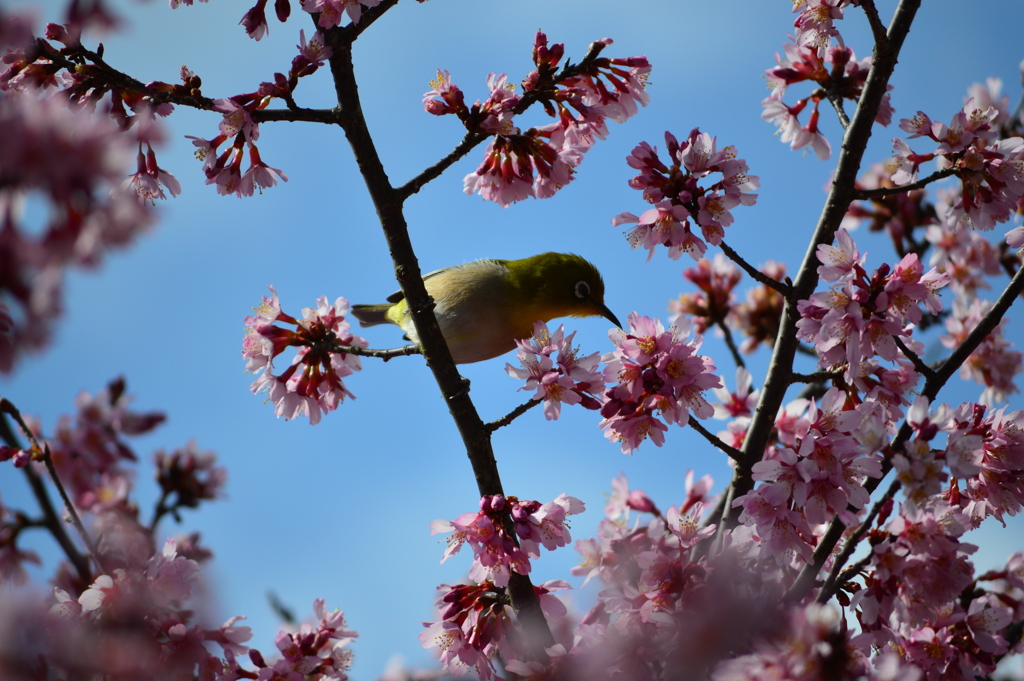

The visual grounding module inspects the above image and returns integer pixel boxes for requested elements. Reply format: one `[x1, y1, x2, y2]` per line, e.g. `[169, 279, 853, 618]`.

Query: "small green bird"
[351, 252, 622, 364]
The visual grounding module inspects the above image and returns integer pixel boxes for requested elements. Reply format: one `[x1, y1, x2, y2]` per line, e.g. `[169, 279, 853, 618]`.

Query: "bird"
[350, 252, 622, 364]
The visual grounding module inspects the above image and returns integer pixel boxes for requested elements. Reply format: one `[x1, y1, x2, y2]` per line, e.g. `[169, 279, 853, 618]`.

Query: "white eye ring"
[575, 281, 590, 300]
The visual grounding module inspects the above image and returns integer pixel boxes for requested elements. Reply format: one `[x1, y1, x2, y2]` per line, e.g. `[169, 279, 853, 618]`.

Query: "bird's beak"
[595, 300, 622, 329]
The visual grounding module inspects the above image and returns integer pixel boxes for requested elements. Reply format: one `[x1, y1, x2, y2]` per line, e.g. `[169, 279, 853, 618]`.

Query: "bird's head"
[514, 252, 622, 329]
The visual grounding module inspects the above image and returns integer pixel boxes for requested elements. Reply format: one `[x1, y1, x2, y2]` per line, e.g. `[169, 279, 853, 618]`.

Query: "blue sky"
[3, 0, 1024, 676]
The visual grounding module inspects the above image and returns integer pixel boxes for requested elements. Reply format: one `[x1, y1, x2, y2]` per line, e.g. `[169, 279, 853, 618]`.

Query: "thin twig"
[719, 241, 791, 298]
[716, 320, 745, 370]
[853, 167, 957, 200]
[814, 479, 900, 603]
[860, 0, 891, 50]
[397, 129, 488, 201]
[893, 336, 934, 379]
[1, 399, 106, 576]
[329, 342, 422, 361]
[789, 370, 840, 385]
[834, 553, 873, 590]
[814, 85, 851, 130]
[486, 400, 542, 432]
[688, 415, 743, 463]
[0, 411, 92, 583]
[39, 443, 108, 575]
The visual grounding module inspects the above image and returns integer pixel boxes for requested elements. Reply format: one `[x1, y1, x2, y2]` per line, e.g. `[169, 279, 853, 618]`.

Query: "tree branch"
[853, 167, 957, 200]
[0, 411, 92, 584]
[893, 335, 934, 380]
[329, 342, 422, 361]
[719, 240, 791, 298]
[1, 400, 105, 577]
[322, 31, 554, 654]
[688, 415, 743, 463]
[723, 0, 922, 531]
[789, 370, 840, 385]
[486, 400, 542, 433]
[716, 320, 746, 370]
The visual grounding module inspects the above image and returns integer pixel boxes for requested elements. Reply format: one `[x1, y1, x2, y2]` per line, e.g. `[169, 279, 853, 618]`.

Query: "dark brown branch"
[719, 241, 791, 298]
[0, 411, 92, 583]
[322, 33, 554, 655]
[853, 167, 957, 200]
[723, 0, 922, 532]
[1, 400, 105, 576]
[893, 335, 934, 379]
[716, 320, 746, 370]
[329, 342, 422, 361]
[688, 416, 743, 463]
[812, 85, 851, 130]
[486, 400, 542, 433]
[860, 0, 891, 51]
[789, 370, 840, 385]
[252, 108, 343, 124]
[397, 129, 488, 201]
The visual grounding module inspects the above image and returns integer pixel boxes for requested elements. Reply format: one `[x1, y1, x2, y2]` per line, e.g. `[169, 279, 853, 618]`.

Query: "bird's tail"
[350, 304, 392, 327]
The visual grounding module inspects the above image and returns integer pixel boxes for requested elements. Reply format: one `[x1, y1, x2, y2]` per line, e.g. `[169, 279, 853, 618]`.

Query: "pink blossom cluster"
[425, 493, 582, 677]
[669, 256, 790, 357]
[738, 388, 883, 564]
[762, 25, 893, 160]
[430, 493, 583, 589]
[419, 579, 570, 680]
[613, 128, 759, 261]
[941, 297, 1023, 404]
[851, 500, 1013, 680]
[796, 228, 949, 376]
[890, 98, 1024, 236]
[599, 313, 722, 454]
[505, 321, 604, 420]
[432, 32, 650, 207]
[668, 253, 742, 334]
[243, 287, 368, 425]
[184, 28, 336, 194]
[943, 400, 1024, 524]
[551, 473, 1024, 680]
[790, 0, 851, 56]
[0, 92, 156, 373]
[2, 21, 182, 197]
[39, 378, 167, 514]
[186, 92, 289, 198]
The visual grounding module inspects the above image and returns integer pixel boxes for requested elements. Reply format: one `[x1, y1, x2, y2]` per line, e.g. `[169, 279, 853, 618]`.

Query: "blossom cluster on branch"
[242, 287, 368, 425]
[613, 128, 759, 261]
[425, 31, 651, 207]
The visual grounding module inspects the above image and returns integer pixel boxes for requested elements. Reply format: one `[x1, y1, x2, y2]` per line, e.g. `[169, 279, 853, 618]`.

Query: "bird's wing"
[383, 260, 507, 303]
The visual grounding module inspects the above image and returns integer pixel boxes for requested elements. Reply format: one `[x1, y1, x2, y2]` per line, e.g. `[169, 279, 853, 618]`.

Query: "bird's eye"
[574, 281, 590, 300]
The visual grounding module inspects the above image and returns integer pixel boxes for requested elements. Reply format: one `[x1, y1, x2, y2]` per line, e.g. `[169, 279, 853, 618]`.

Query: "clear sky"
[3, 0, 1024, 677]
